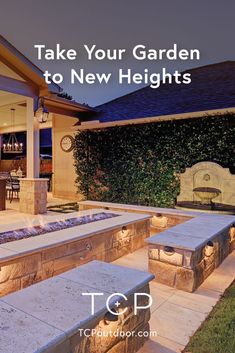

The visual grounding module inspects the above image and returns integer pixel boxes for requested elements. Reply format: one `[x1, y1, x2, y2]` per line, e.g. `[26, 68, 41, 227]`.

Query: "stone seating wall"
[0, 261, 154, 353]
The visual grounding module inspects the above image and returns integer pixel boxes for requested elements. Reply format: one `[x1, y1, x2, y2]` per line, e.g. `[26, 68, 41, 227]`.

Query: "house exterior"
[0, 35, 234, 212]
[0, 35, 94, 213]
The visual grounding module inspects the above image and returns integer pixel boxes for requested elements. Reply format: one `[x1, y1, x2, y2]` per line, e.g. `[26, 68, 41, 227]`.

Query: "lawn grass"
[184, 280, 235, 353]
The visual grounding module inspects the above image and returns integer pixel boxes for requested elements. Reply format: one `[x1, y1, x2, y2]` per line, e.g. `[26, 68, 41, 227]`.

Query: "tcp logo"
[82, 292, 153, 316]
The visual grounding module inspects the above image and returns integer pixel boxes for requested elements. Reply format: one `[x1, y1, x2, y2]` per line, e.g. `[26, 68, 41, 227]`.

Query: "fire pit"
[0, 212, 119, 244]
[193, 187, 221, 205]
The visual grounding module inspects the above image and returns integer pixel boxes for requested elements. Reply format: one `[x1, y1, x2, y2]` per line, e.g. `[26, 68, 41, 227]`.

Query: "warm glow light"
[35, 98, 49, 123]
[3, 109, 23, 153]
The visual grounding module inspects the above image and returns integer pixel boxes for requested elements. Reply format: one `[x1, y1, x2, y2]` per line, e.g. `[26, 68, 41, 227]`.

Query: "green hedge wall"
[74, 114, 235, 207]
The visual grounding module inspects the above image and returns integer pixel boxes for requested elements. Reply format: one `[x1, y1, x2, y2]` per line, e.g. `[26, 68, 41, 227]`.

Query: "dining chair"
[6, 174, 20, 203]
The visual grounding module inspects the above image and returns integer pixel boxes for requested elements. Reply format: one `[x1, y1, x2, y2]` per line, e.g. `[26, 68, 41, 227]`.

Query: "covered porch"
[0, 35, 94, 214]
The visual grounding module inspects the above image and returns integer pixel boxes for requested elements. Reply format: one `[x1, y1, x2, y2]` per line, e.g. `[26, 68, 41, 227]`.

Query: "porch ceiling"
[0, 35, 60, 94]
[0, 35, 96, 122]
[0, 91, 52, 132]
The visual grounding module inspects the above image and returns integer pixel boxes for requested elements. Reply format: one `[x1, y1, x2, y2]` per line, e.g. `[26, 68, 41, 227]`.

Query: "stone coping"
[0, 260, 154, 353]
[19, 178, 49, 181]
[146, 214, 235, 251]
[0, 209, 151, 263]
[78, 200, 204, 218]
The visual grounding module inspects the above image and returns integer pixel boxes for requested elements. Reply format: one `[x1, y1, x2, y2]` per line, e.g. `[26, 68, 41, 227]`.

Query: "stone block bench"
[0, 260, 154, 353]
[146, 214, 235, 292]
[78, 200, 199, 234]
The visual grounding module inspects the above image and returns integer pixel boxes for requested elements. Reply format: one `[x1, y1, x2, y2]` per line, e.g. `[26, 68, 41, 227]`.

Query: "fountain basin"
[193, 187, 221, 205]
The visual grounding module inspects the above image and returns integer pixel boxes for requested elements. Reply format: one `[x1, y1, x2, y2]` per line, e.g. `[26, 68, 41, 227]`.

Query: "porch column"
[19, 97, 48, 214]
[26, 97, 40, 178]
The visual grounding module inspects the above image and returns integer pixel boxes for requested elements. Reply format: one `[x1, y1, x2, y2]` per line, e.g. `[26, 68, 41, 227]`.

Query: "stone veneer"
[19, 178, 48, 214]
[0, 211, 150, 296]
[146, 215, 235, 292]
[78, 200, 193, 235]
[75, 283, 152, 353]
[0, 261, 154, 353]
[230, 226, 235, 251]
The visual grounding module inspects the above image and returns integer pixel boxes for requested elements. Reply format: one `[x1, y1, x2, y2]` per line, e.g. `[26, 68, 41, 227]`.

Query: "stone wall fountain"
[177, 162, 235, 213]
[193, 187, 221, 207]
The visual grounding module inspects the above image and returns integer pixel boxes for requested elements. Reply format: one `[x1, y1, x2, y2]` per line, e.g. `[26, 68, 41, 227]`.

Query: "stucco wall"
[52, 114, 81, 200]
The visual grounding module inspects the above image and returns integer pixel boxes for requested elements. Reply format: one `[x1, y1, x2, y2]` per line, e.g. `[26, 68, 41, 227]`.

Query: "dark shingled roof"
[95, 61, 235, 122]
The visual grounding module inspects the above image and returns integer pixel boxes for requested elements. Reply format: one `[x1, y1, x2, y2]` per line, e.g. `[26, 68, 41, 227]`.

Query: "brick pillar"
[19, 178, 48, 214]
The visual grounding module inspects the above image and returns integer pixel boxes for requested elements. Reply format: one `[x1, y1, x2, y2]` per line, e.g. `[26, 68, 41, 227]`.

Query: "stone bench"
[0, 260, 154, 353]
[78, 200, 199, 234]
[146, 214, 235, 292]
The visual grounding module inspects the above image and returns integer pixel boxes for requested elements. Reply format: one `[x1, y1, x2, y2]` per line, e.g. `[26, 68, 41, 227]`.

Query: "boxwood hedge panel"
[74, 114, 235, 207]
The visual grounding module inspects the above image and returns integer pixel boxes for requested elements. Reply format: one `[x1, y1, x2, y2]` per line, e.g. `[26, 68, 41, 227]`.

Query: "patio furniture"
[0, 172, 10, 178]
[10, 170, 17, 177]
[0, 178, 7, 210]
[6, 174, 20, 203]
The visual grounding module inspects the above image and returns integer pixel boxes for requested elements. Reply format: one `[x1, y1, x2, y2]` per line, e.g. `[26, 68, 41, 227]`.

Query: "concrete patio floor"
[0, 194, 78, 232]
[4, 192, 74, 213]
[113, 247, 235, 353]
[1, 200, 235, 353]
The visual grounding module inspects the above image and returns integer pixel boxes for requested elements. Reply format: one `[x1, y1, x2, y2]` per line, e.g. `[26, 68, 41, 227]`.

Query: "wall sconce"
[151, 213, 168, 228]
[104, 309, 119, 325]
[163, 246, 175, 256]
[85, 243, 92, 251]
[121, 226, 129, 236]
[35, 97, 49, 123]
[205, 240, 214, 257]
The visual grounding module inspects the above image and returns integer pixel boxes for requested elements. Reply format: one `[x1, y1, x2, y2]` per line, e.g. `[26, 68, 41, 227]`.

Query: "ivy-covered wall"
[74, 114, 235, 207]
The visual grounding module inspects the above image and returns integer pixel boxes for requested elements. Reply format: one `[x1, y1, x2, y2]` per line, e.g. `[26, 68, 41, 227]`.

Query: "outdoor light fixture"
[35, 97, 49, 123]
[121, 226, 127, 233]
[104, 309, 119, 324]
[205, 240, 214, 257]
[3, 109, 23, 154]
[151, 213, 168, 228]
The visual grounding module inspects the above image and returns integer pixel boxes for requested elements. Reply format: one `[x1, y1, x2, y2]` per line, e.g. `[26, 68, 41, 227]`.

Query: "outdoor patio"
[0, 202, 234, 352]
[114, 247, 235, 353]
[0, 34, 234, 353]
[4, 192, 73, 213]
[0, 199, 234, 352]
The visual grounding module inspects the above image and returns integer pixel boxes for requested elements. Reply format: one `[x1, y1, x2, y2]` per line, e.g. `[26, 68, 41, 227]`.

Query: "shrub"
[74, 114, 235, 207]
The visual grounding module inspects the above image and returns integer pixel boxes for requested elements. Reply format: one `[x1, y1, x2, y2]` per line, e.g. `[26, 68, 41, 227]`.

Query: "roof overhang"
[0, 35, 96, 120]
[73, 107, 235, 130]
[0, 35, 61, 94]
[43, 96, 96, 118]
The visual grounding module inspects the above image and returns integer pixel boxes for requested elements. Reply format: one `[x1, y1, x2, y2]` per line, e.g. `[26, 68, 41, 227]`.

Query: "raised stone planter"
[146, 214, 235, 292]
[0, 261, 154, 353]
[0, 209, 150, 296]
[78, 200, 193, 235]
